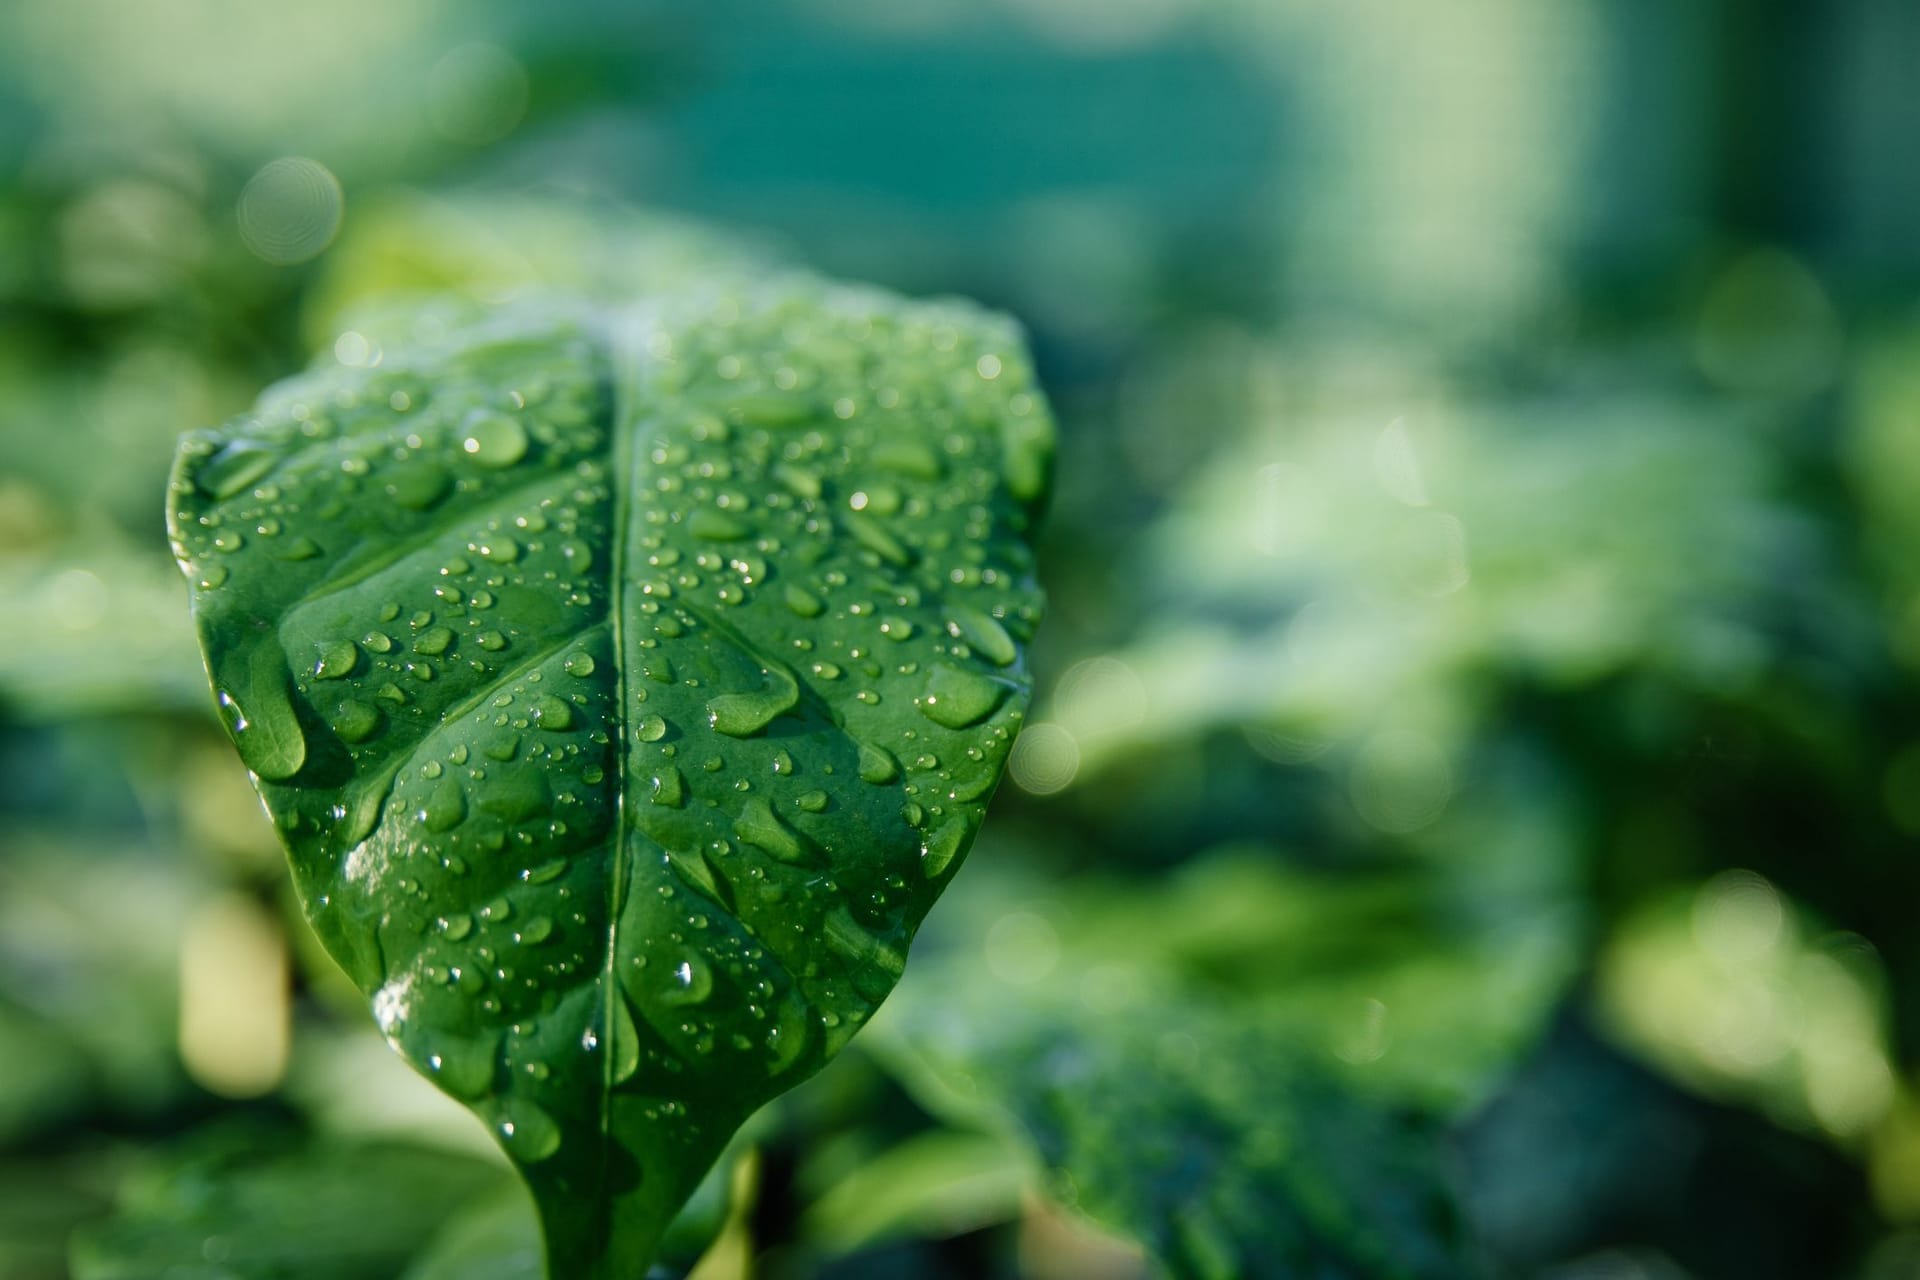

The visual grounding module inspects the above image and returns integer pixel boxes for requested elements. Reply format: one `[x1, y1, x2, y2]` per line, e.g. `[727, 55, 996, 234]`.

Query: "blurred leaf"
[878, 970, 1471, 1280]
[70, 1130, 510, 1280]
[401, 1182, 545, 1280]
[0, 996, 95, 1145]
[1154, 853, 1574, 1113]
[1596, 871, 1896, 1144]
[911, 838, 1578, 1118]
[801, 1128, 1029, 1254]
[0, 836, 206, 1120]
[1059, 372, 1850, 783]
[0, 1155, 115, 1280]
[0, 549, 205, 720]
[304, 192, 783, 345]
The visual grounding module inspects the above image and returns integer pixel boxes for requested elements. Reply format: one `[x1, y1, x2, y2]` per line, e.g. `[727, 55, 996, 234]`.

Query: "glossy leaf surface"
[167, 279, 1051, 1276]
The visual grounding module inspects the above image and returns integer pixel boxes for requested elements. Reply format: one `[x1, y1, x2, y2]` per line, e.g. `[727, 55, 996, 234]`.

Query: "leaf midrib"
[597, 312, 641, 1251]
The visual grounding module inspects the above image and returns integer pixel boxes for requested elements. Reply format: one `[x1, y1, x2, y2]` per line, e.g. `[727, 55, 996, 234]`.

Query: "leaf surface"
[167, 279, 1051, 1276]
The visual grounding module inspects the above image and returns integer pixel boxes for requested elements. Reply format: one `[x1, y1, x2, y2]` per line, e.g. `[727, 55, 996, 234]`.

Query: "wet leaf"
[167, 279, 1051, 1276]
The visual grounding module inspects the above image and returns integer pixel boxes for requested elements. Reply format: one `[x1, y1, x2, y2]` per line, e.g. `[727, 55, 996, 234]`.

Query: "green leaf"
[69, 1131, 510, 1280]
[880, 976, 1471, 1280]
[1027, 846, 1579, 1114]
[166, 278, 1052, 1277]
[399, 1183, 548, 1280]
[799, 1128, 1029, 1255]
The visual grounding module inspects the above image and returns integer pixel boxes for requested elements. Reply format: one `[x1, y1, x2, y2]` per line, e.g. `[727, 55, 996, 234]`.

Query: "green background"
[5, 1, 1920, 1276]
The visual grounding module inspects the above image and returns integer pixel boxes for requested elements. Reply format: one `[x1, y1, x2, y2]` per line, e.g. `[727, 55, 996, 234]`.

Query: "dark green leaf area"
[891, 988, 1470, 1280]
[69, 1132, 508, 1280]
[167, 282, 1051, 1275]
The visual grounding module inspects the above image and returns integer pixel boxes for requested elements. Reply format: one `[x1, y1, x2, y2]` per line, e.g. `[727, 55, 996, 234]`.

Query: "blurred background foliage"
[4, 0, 1920, 1276]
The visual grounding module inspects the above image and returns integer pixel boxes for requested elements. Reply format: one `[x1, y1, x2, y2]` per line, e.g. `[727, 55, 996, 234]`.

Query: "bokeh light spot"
[236, 157, 343, 265]
[984, 910, 1060, 985]
[1010, 722, 1080, 795]
[1349, 729, 1453, 833]
[428, 43, 530, 146]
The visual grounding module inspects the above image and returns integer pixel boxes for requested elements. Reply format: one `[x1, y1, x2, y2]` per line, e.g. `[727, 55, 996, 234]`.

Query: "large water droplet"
[498, 1099, 561, 1162]
[950, 607, 1017, 667]
[197, 443, 277, 499]
[479, 769, 551, 822]
[919, 664, 1005, 729]
[1004, 413, 1051, 504]
[843, 512, 911, 566]
[922, 816, 969, 878]
[532, 695, 574, 731]
[386, 464, 450, 510]
[422, 777, 467, 832]
[688, 508, 749, 541]
[524, 858, 567, 884]
[219, 643, 307, 781]
[662, 954, 714, 1006]
[729, 392, 815, 427]
[463, 412, 529, 468]
[857, 742, 899, 785]
[708, 669, 799, 737]
[871, 439, 942, 480]
[424, 1031, 498, 1100]
[733, 797, 810, 864]
[313, 639, 359, 680]
[783, 584, 824, 618]
[333, 699, 382, 743]
[610, 995, 641, 1085]
[766, 995, 814, 1075]
[413, 626, 455, 656]
[651, 766, 686, 807]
